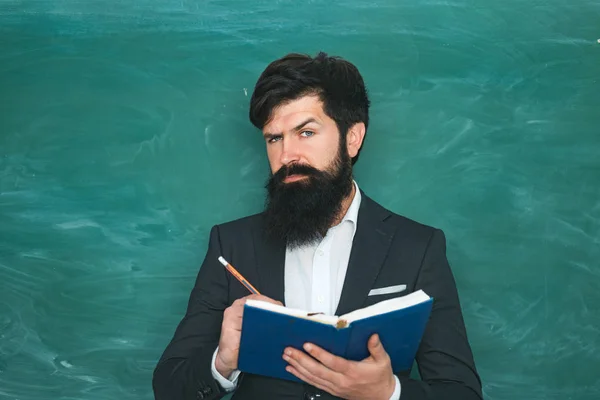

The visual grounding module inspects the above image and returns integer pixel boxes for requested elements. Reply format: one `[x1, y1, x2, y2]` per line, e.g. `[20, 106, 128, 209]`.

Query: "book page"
[340, 290, 431, 324]
[245, 300, 340, 326]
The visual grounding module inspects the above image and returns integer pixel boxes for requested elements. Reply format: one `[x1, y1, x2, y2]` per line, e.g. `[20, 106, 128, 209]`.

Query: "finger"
[283, 347, 341, 386]
[223, 316, 243, 331]
[367, 334, 389, 362]
[284, 353, 338, 394]
[303, 343, 350, 374]
[226, 302, 245, 314]
[223, 326, 241, 341]
[285, 365, 339, 397]
[232, 297, 251, 312]
[244, 294, 267, 302]
[232, 297, 247, 307]
[219, 325, 241, 350]
[223, 307, 243, 326]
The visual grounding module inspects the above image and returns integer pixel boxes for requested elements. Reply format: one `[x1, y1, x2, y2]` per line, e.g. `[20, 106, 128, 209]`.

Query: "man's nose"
[280, 139, 300, 165]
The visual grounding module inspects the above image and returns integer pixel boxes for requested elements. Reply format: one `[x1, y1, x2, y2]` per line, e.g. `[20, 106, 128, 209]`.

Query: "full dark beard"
[263, 148, 354, 249]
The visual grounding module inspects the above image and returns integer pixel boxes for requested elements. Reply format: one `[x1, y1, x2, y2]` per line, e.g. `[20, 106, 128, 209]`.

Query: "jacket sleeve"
[399, 229, 483, 399]
[152, 225, 231, 400]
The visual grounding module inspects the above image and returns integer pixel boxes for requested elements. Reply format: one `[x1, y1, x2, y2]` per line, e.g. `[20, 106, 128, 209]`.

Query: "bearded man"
[152, 52, 482, 400]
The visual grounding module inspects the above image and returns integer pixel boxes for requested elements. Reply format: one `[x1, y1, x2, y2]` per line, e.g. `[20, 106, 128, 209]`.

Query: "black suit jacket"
[153, 192, 483, 400]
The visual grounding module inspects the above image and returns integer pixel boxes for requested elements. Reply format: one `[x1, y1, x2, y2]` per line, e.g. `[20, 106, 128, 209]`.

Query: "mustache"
[272, 163, 323, 181]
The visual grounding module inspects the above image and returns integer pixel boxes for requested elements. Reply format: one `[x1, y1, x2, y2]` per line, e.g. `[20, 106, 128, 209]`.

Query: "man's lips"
[283, 174, 309, 183]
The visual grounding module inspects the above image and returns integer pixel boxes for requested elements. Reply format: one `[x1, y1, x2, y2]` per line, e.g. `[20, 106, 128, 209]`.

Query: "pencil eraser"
[218, 256, 228, 266]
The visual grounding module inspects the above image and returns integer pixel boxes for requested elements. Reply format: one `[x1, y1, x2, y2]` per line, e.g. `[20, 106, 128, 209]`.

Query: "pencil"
[218, 256, 261, 295]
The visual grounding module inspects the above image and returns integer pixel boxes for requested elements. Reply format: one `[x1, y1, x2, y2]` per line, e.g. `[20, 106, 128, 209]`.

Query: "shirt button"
[317, 295, 324, 303]
[317, 250, 324, 256]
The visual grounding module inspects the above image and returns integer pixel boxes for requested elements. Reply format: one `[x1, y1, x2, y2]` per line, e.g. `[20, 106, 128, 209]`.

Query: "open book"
[245, 289, 431, 328]
[238, 290, 433, 382]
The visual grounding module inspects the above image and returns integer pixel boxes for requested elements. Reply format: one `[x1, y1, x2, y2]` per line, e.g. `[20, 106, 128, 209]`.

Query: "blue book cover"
[237, 290, 434, 382]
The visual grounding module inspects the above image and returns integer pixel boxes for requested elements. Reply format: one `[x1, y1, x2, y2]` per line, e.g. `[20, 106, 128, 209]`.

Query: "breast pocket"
[368, 284, 407, 296]
[363, 284, 408, 306]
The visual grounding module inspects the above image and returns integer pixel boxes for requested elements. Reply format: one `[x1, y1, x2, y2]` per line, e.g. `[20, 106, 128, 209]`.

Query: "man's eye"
[268, 136, 282, 143]
[300, 131, 315, 137]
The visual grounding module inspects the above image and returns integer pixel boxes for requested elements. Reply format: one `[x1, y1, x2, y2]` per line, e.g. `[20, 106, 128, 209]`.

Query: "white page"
[244, 290, 430, 327]
[341, 290, 430, 324]
[245, 299, 339, 325]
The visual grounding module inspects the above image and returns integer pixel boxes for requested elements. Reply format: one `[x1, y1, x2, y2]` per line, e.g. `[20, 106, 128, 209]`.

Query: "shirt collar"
[339, 180, 361, 233]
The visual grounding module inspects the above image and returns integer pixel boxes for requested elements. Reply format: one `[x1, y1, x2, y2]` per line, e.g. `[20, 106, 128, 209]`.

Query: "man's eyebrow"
[263, 117, 320, 137]
[292, 117, 319, 132]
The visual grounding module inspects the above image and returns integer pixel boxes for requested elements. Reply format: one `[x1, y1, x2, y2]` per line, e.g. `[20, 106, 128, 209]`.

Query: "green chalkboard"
[1, 1, 599, 399]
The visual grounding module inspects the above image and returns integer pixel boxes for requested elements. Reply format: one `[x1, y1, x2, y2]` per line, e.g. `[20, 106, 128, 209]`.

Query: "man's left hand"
[282, 333, 396, 400]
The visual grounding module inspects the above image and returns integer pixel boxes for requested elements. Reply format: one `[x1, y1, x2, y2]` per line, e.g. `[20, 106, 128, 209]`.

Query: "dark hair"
[249, 51, 370, 165]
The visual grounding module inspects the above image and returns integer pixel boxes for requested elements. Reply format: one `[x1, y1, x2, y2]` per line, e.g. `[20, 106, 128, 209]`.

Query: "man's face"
[262, 95, 342, 180]
[260, 95, 355, 248]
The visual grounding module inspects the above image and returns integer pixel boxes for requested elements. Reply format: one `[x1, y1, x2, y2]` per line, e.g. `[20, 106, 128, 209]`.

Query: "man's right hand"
[215, 294, 282, 379]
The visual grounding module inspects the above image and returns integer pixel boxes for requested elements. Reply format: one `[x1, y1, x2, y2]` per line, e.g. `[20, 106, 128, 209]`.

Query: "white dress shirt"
[211, 181, 401, 399]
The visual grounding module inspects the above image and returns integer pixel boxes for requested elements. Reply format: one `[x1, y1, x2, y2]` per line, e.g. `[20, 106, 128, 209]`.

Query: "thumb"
[368, 334, 387, 361]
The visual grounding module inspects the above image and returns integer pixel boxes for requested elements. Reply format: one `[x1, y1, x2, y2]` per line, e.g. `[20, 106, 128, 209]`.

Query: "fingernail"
[304, 343, 312, 352]
[284, 348, 292, 356]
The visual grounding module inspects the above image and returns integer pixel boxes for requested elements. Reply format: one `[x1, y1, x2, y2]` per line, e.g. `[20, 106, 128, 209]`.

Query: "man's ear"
[346, 122, 366, 159]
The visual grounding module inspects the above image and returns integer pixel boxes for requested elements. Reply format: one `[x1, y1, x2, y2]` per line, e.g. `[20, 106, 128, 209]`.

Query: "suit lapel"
[252, 216, 286, 305]
[335, 192, 395, 316]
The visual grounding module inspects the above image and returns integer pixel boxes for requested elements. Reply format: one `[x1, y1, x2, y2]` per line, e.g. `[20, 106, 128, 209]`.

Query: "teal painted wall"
[1, 1, 599, 399]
